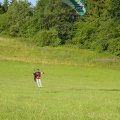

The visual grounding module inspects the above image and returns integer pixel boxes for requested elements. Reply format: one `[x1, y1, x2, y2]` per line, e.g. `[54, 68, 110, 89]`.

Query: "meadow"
[0, 37, 120, 120]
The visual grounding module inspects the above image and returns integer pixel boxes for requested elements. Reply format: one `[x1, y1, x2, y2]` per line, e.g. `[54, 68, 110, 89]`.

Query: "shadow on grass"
[99, 89, 120, 92]
[69, 88, 120, 92]
[44, 88, 120, 94]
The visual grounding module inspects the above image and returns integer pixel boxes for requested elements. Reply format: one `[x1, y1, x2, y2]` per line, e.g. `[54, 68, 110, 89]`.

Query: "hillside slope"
[0, 37, 119, 68]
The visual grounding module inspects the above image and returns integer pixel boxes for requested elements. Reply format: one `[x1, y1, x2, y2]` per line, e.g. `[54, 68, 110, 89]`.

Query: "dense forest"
[0, 0, 120, 56]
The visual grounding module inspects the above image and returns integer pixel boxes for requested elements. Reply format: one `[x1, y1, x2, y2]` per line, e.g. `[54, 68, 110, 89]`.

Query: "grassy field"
[0, 37, 120, 120]
[0, 61, 120, 120]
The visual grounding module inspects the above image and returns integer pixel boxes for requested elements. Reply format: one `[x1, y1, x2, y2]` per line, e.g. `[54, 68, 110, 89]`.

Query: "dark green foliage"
[33, 28, 60, 47]
[0, 0, 120, 56]
[107, 0, 120, 19]
[108, 38, 120, 56]
[4, 0, 33, 37]
[0, 3, 5, 14]
[34, 0, 76, 44]
[0, 0, 8, 14]
[0, 14, 8, 34]
[71, 0, 120, 55]
[3, 0, 9, 12]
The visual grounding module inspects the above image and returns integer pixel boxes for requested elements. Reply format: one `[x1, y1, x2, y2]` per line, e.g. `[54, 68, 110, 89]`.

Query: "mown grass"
[0, 60, 120, 120]
[0, 37, 120, 120]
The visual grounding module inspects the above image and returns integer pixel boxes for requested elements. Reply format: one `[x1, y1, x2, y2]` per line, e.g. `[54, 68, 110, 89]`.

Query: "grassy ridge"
[0, 61, 120, 120]
[0, 37, 120, 68]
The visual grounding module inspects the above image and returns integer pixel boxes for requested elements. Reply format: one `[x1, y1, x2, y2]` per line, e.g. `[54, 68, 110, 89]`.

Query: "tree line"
[0, 0, 120, 56]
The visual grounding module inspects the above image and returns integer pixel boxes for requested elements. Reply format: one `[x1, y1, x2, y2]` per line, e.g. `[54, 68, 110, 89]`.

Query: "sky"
[28, 0, 37, 6]
[0, 0, 37, 6]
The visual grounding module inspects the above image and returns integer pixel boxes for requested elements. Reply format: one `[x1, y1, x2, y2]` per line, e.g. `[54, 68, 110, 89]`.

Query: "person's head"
[36, 68, 40, 72]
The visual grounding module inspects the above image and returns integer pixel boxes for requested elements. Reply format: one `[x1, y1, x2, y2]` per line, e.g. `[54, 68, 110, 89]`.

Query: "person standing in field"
[33, 68, 44, 88]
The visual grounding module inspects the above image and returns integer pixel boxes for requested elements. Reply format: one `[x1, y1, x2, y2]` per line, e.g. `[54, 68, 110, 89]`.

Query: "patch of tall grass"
[0, 37, 120, 69]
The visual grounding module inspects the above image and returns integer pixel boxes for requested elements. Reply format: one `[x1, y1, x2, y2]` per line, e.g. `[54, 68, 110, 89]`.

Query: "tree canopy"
[0, 0, 120, 56]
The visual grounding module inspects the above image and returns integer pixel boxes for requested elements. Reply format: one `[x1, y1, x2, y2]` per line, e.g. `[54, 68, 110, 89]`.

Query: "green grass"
[0, 37, 120, 119]
[0, 37, 120, 68]
[0, 60, 120, 120]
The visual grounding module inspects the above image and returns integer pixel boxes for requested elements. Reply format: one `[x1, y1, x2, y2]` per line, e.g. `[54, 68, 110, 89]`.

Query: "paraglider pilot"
[33, 68, 44, 88]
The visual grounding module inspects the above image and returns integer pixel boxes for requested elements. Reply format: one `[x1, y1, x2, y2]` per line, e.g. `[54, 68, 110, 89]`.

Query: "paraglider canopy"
[62, 0, 86, 16]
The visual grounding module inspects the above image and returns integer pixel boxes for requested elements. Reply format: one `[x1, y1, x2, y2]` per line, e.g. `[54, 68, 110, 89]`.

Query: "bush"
[33, 28, 61, 47]
[9, 24, 19, 37]
[108, 38, 120, 56]
[71, 21, 97, 49]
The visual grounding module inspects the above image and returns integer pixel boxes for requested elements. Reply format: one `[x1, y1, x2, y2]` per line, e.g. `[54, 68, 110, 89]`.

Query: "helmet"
[36, 68, 40, 72]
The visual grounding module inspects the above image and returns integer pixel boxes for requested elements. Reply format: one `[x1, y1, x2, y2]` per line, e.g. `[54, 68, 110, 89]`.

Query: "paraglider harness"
[33, 71, 41, 82]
